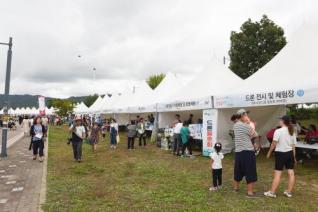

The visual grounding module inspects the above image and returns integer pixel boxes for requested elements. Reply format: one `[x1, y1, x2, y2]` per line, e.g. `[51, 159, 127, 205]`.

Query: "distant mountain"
[0, 94, 88, 109]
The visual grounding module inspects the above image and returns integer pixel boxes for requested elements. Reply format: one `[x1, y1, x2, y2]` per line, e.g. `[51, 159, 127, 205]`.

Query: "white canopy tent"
[14, 107, 21, 115]
[87, 96, 104, 114]
[157, 63, 243, 131]
[31, 107, 39, 115]
[94, 95, 111, 114]
[25, 107, 32, 115]
[214, 24, 318, 108]
[158, 63, 243, 112]
[73, 102, 89, 114]
[109, 81, 154, 125]
[117, 81, 154, 113]
[20, 107, 27, 115]
[213, 24, 318, 150]
[100, 93, 122, 114]
[8, 108, 15, 115]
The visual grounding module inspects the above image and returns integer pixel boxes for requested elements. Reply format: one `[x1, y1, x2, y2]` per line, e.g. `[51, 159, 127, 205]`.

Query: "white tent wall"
[158, 110, 203, 128]
[115, 113, 130, 126]
[217, 105, 286, 152]
[115, 112, 155, 126]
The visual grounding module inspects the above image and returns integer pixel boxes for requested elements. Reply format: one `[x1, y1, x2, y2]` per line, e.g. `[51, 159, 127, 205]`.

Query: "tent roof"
[215, 23, 318, 108]
[112, 81, 154, 113]
[153, 63, 242, 111]
[74, 102, 89, 114]
[131, 72, 191, 112]
[88, 96, 104, 113]
[94, 95, 111, 113]
[167, 63, 242, 102]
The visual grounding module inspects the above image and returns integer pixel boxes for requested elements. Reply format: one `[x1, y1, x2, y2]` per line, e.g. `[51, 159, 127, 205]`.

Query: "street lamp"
[1, 37, 13, 158]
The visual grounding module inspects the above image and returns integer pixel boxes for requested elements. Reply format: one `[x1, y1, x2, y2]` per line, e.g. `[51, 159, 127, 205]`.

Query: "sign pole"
[1, 37, 13, 158]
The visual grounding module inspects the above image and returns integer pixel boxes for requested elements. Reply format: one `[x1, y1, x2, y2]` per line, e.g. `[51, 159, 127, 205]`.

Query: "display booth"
[153, 62, 243, 155]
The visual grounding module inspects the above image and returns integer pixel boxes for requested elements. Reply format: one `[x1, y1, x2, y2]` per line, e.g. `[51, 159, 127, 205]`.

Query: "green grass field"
[43, 126, 318, 211]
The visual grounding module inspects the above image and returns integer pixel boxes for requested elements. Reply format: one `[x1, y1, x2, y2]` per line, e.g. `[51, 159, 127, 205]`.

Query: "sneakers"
[209, 187, 218, 191]
[246, 192, 259, 198]
[283, 191, 292, 198]
[264, 191, 293, 198]
[264, 191, 277, 198]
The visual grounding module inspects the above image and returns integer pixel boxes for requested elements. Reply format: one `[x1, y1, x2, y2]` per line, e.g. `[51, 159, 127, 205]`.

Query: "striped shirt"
[233, 121, 254, 152]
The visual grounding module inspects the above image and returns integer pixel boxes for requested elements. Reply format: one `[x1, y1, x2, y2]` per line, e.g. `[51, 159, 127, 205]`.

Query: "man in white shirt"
[172, 114, 182, 156]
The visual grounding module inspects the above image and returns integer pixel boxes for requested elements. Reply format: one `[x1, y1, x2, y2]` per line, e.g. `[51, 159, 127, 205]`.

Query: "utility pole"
[1, 37, 13, 157]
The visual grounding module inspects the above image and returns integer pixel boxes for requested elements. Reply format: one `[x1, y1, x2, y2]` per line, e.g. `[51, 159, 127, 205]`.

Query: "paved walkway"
[0, 128, 24, 149]
[0, 136, 46, 212]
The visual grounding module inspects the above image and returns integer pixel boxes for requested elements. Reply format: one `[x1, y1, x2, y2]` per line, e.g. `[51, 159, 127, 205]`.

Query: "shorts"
[275, 151, 294, 171]
[234, 150, 257, 184]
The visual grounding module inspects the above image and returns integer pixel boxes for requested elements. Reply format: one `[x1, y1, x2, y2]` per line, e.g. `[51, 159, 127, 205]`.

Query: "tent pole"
[150, 104, 159, 144]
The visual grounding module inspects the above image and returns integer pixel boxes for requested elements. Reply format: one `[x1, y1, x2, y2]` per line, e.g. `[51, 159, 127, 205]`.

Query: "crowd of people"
[3, 106, 316, 199]
[67, 114, 155, 162]
[170, 114, 202, 158]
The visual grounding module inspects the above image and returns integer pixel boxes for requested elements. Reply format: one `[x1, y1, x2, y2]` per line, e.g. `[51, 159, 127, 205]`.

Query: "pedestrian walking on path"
[21, 116, 30, 136]
[30, 117, 47, 162]
[69, 115, 86, 162]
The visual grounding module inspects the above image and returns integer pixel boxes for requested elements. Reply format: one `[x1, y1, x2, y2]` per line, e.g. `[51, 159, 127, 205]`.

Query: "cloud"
[0, 0, 317, 97]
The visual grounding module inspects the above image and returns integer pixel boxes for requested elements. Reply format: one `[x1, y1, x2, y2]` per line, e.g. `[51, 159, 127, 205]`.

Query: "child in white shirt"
[209, 142, 224, 191]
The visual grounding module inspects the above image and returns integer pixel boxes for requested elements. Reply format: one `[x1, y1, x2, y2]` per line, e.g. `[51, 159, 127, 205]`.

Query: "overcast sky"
[0, 0, 317, 98]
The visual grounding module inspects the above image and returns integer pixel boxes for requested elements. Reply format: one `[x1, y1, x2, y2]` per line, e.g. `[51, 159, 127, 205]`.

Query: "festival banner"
[158, 96, 212, 112]
[38, 96, 46, 116]
[202, 109, 218, 156]
[214, 87, 313, 108]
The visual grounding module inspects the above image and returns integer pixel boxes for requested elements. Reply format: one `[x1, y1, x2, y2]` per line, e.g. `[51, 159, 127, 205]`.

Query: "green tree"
[84, 94, 99, 107]
[50, 99, 75, 117]
[147, 73, 165, 89]
[229, 15, 287, 79]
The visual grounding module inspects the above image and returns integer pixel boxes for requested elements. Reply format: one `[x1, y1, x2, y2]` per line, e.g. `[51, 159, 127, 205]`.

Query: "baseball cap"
[280, 115, 290, 122]
[215, 143, 222, 148]
[236, 109, 249, 116]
